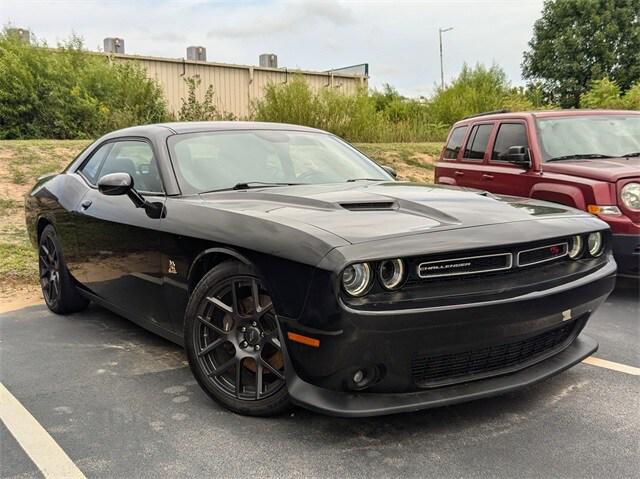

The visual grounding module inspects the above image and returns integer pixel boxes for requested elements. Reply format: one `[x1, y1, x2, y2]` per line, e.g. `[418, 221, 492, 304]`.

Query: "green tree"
[522, 0, 640, 108]
[580, 77, 640, 109]
[178, 76, 235, 121]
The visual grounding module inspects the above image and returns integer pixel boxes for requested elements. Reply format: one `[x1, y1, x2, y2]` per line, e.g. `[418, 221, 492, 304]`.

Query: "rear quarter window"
[463, 124, 493, 161]
[443, 126, 468, 159]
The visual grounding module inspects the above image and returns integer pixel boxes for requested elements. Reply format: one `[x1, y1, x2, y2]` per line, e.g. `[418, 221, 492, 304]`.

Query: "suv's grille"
[411, 321, 578, 388]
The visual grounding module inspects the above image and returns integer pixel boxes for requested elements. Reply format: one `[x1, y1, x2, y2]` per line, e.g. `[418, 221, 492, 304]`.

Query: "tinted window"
[463, 124, 493, 160]
[492, 123, 528, 161]
[443, 126, 467, 159]
[99, 141, 164, 193]
[79, 143, 111, 184]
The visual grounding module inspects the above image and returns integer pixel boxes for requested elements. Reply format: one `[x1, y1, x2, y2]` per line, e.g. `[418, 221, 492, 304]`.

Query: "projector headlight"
[342, 263, 372, 297]
[587, 232, 604, 257]
[568, 235, 583, 259]
[621, 182, 640, 210]
[378, 259, 405, 290]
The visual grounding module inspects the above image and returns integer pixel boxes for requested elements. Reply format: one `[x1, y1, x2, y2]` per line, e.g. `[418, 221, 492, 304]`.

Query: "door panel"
[455, 123, 494, 190]
[484, 122, 534, 197]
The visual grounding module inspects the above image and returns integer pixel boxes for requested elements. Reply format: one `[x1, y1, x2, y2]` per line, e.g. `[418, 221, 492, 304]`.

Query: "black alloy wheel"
[38, 224, 89, 314]
[185, 261, 290, 416]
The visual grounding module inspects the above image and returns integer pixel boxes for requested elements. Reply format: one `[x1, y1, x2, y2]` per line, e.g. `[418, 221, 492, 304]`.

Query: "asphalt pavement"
[1, 280, 638, 478]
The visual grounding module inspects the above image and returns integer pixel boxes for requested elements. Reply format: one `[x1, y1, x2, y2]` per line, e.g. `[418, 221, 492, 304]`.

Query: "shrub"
[0, 31, 169, 139]
[580, 78, 640, 110]
[178, 76, 235, 121]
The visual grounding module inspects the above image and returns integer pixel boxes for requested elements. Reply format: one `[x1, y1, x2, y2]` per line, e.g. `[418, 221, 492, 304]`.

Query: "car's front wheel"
[185, 261, 290, 416]
[38, 224, 89, 314]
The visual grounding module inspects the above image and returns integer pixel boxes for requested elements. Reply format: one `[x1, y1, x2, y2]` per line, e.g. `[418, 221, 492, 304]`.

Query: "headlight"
[587, 232, 604, 257]
[568, 235, 583, 259]
[621, 182, 640, 210]
[378, 259, 405, 290]
[342, 263, 372, 296]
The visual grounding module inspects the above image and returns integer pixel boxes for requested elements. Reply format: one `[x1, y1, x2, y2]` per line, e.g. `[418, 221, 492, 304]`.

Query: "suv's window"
[78, 143, 112, 184]
[492, 123, 528, 161]
[443, 126, 467, 159]
[463, 124, 493, 161]
[98, 141, 163, 193]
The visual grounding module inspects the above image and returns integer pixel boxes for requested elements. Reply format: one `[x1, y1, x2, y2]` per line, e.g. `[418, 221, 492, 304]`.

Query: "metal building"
[107, 52, 368, 118]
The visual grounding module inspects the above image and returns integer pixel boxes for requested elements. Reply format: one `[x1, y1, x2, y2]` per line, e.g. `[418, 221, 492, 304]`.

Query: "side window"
[78, 143, 112, 184]
[443, 126, 467, 159]
[99, 141, 164, 193]
[492, 123, 529, 161]
[463, 124, 493, 161]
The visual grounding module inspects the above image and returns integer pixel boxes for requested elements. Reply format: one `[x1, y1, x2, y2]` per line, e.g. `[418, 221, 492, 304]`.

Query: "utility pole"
[439, 27, 453, 90]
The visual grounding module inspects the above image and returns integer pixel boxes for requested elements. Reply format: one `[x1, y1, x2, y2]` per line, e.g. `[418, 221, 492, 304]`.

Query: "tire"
[38, 224, 89, 314]
[185, 261, 291, 416]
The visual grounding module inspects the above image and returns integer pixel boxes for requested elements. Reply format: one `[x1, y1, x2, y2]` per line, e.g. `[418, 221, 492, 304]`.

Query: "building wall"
[109, 54, 368, 118]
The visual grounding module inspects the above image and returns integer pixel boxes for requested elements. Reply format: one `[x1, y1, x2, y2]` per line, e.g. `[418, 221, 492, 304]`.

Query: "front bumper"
[612, 234, 640, 278]
[280, 258, 616, 417]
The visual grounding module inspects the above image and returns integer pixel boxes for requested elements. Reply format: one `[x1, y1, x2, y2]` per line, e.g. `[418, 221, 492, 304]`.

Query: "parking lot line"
[583, 357, 640, 376]
[0, 382, 86, 479]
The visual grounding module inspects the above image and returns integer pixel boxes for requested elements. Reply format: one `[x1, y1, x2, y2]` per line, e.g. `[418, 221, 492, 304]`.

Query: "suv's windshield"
[537, 114, 640, 162]
[168, 130, 391, 194]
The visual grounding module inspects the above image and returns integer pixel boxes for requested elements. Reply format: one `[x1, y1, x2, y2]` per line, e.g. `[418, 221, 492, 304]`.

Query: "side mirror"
[503, 146, 531, 168]
[97, 172, 165, 219]
[98, 172, 133, 196]
[382, 165, 397, 178]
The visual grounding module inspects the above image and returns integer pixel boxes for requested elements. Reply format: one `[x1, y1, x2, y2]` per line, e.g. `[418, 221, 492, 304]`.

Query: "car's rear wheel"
[38, 224, 89, 314]
[185, 261, 290, 416]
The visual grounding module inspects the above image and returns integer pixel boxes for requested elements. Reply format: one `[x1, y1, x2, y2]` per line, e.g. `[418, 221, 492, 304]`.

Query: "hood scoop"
[339, 201, 397, 211]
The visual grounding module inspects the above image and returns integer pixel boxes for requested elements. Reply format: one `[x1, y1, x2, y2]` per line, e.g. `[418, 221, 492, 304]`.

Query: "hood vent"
[340, 201, 396, 211]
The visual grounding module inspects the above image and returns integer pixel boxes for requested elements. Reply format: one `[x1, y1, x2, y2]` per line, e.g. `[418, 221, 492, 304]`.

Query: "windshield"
[167, 130, 392, 194]
[536, 115, 640, 162]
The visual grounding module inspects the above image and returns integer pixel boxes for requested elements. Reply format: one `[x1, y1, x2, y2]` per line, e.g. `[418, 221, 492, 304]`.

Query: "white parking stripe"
[583, 357, 640, 376]
[0, 383, 86, 479]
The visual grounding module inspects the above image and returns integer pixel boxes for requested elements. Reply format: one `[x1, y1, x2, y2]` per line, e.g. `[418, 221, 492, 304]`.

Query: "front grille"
[418, 252, 512, 278]
[411, 321, 578, 388]
[517, 242, 568, 267]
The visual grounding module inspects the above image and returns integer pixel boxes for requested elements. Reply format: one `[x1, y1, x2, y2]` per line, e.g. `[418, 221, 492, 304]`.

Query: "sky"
[1, 0, 546, 97]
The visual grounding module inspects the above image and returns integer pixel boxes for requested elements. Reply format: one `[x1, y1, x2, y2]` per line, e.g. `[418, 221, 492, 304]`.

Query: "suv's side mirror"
[98, 172, 133, 196]
[503, 146, 531, 168]
[382, 165, 397, 178]
[97, 172, 165, 219]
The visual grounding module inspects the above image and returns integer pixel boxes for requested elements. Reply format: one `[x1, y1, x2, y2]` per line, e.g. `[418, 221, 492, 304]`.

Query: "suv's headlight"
[342, 263, 372, 297]
[587, 232, 604, 257]
[621, 182, 640, 210]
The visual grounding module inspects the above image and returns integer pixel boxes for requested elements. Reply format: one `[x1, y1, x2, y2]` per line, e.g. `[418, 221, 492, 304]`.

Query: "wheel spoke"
[266, 335, 281, 350]
[230, 280, 241, 316]
[258, 301, 274, 317]
[50, 276, 59, 300]
[260, 358, 284, 380]
[197, 315, 228, 336]
[197, 337, 226, 357]
[206, 296, 232, 314]
[251, 279, 261, 314]
[235, 358, 242, 398]
[255, 359, 263, 399]
[208, 357, 235, 377]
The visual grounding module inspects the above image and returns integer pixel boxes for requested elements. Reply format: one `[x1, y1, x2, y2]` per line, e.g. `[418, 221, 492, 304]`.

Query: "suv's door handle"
[80, 199, 92, 210]
[454, 171, 464, 177]
[482, 174, 494, 180]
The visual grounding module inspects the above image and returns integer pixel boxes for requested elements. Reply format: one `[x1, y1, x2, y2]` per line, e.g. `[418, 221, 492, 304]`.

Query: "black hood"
[199, 182, 590, 244]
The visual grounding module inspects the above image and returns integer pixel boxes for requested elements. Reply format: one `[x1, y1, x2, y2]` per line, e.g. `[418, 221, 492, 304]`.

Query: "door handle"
[454, 171, 464, 177]
[482, 174, 494, 180]
[80, 199, 92, 210]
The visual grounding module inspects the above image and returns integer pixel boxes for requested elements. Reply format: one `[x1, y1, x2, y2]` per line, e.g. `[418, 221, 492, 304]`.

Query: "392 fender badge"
[168, 260, 177, 274]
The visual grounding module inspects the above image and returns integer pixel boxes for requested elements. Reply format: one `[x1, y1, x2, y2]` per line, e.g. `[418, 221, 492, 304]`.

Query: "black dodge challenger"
[26, 122, 616, 417]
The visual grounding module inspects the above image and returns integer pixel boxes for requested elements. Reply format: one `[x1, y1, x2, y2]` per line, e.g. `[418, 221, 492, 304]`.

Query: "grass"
[0, 139, 443, 295]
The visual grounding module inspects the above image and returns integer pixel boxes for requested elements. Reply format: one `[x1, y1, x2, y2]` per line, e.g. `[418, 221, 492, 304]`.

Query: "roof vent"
[7, 28, 30, 44]
[259, 53, 278, 68]
[104, 37, 125, 54]
[340, 201, 396, 211]
[187, 46, 207, 62]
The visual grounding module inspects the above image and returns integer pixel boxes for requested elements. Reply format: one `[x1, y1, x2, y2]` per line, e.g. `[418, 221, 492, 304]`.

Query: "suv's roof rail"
[463, 109, 511, 120]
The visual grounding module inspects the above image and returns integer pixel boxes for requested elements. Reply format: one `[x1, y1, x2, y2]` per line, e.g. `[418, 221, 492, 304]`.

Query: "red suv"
[435, 110, 640, 278]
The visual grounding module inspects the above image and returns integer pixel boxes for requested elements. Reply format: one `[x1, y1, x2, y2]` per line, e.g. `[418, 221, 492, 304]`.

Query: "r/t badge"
[168, 260, 177, 274]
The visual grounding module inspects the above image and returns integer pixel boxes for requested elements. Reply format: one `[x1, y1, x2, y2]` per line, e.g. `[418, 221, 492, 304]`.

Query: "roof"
[103, 121, 326, 138]
[454, 109, 639, 125]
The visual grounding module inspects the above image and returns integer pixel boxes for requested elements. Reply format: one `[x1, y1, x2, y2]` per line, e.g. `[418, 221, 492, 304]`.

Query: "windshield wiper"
[346, 178, 386, 182]
[547, 153, 613, 162]
[232, 182, 300, 190]
[621, 152, 640, 158]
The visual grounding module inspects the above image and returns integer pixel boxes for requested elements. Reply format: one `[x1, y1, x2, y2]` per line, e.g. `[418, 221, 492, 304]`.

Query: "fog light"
[353, 369, 365, 383]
